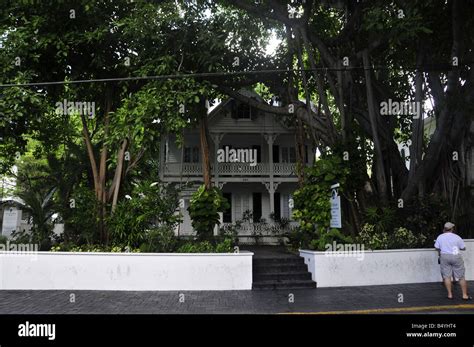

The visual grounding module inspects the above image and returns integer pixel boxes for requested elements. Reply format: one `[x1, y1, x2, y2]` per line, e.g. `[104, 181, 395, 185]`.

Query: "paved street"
[0, 281, 473, 314]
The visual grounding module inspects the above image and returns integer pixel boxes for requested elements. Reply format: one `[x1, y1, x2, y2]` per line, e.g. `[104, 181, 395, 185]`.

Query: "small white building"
[159, 92, 315, 244]
[0, 197, 32, 238]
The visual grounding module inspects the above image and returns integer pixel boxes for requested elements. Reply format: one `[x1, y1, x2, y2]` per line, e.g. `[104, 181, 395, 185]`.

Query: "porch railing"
[163, 162, 298, 176]
[220, 221, 298, 235]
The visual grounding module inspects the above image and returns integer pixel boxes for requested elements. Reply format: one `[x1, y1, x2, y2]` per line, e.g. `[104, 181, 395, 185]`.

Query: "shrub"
[219, 222, 240, 244]
[188, 185, 229, 240]
[139, 225, 177, 253]
[0, 235, 8, 245]
[214, 238, 233, 253]
[108, 180, 181, 248]
[293, 155, 350, 234]
[177, 241, 214, 253]
[63, 186, 101, 245]
[398, 195, 451, 245]
[388, 227, 427, 249]
[309, 228, 354, 251]
[358, 223, 389, 250]
[176, 238, 234, 253]
[107, 198, 145, 248]
[364, 206, 397, 235]
[357, 224, 428, 250]
[50, 243, 141, 252]
[286, 228, 315, 252]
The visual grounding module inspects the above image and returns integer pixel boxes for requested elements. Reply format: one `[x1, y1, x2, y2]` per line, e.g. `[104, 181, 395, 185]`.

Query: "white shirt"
[434, 232, 465, 255]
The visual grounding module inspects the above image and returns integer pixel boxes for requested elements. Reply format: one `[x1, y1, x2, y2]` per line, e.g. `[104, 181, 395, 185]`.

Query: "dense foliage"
[188, 185, 229, 240]
[1, 0, 472, 251]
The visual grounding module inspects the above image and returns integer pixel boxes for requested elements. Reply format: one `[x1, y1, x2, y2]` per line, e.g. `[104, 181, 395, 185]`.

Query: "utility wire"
[0, 64, 466, 88]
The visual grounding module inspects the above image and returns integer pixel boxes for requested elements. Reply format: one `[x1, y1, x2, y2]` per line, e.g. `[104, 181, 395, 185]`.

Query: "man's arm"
[434, 238, 441, 261]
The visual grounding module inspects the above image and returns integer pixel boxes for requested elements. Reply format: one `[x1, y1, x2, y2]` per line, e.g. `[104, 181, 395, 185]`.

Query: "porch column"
[264, 134, 278, 216]
[266, 183, 275, 218]
[211, 133, 224, 187]
[265, 182, 281, 220]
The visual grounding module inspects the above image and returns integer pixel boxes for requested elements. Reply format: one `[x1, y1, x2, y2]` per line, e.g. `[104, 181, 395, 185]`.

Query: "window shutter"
[184, 147, 191, 163]
[234, 193, 242, 221]
[192, 147, 199, 163]
[282, 194, 289, 218]
[289, 147, 297, 163]
[282, 147, 289, 163]
[242, 193, 250, 215]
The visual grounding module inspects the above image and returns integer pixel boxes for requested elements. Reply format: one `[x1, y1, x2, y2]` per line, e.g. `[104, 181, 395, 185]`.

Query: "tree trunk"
[199, 100, 212, 190]
[80, 114, 99, 193]
[295, 30, 310, 185]
[408, 56, 424, 197]
[111, 138, 129, 213]
[362, 49, 388, 203]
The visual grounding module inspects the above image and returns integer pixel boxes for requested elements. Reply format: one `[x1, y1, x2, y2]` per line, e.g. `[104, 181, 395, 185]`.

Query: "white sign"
[330, 183, 341, 228]
[2, 207, 21, 237]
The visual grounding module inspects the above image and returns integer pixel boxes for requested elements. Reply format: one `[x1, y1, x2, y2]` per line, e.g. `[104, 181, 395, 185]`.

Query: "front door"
[252, 193, 262, 222]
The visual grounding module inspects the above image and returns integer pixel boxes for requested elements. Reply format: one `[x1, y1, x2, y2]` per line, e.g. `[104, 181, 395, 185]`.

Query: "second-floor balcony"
[163, 162, 300, 177]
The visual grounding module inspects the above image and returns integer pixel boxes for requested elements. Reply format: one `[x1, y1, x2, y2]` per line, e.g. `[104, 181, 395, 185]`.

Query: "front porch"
[220, 220, 298, 246]
[175, 182, 299, 244]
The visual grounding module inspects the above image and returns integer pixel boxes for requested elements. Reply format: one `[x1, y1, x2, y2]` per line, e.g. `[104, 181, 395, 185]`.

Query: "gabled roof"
[204, 89, 294, 134]
[208, 88, 267, 121]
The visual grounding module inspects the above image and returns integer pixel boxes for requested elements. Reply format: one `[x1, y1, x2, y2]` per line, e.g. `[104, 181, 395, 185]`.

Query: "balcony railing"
[221, 221, 297, 235]
[163, 162, 298, 176]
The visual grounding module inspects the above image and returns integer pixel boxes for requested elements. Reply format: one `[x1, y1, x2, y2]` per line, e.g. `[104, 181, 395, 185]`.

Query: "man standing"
[435, 222, 472, 300]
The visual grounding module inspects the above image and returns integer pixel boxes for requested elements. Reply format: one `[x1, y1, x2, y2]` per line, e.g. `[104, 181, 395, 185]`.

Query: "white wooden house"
[159, 91, 315, 244]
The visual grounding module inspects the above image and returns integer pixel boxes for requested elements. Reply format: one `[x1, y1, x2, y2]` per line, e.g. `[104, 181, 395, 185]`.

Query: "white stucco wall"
[0, 251, 253, 291]
[300, 240, 474, 287]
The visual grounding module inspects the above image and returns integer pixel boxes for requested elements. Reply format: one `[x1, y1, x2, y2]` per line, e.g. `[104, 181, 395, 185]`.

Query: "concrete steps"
[252, 255, 316, 290]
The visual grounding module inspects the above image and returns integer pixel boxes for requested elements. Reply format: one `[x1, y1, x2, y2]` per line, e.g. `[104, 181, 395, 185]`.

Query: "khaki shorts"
[440, 254, 465, 280]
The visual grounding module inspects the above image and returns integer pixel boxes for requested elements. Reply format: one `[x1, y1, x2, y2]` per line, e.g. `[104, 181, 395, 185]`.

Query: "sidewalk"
[0, 281, 473, 314]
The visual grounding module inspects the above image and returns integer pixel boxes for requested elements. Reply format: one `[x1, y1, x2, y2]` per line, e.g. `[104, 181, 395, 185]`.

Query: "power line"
[0, 64, 465, 88]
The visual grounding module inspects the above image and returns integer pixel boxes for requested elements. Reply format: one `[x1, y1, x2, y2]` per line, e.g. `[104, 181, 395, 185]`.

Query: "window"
[273, 193, 281, 221]
[281, 147, 297, 163]
[289, 147, 296, 163]
[236, 104, 251, 119]
[273, 145, 280, 163]
[252, 193, 262, 222]
[192, 147, 199, 162]
[184, 146, 199, 163]
[233, 102, 258, 120]
[184, 147, 191, 162]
